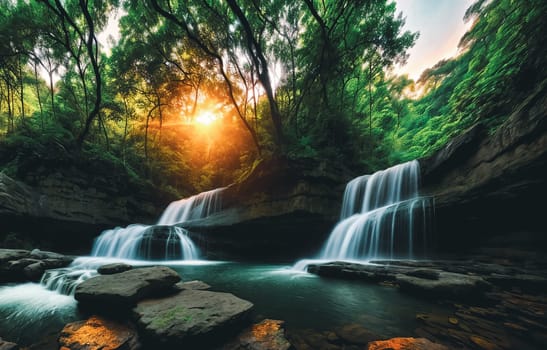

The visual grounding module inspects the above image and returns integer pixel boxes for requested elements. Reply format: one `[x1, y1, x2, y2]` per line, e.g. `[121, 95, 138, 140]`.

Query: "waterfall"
[33, 187, 225, 298]
[90, 187, 225, 260]
[320, 160, 433, 261]
[157, 187, 224, 225]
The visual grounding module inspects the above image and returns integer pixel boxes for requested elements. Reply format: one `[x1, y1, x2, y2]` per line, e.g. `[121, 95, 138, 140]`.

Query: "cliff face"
[183, 158, 353, 260]
[2, 82, 545, 258]
[420, 81, 547, 252]
[0, 170, 164, 252]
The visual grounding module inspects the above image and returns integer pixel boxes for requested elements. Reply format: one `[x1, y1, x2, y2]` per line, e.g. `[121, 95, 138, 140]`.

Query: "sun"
[195, 111, 218, 126]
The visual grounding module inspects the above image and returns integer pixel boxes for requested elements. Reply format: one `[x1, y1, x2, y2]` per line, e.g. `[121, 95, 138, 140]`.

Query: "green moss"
[149, 306, 202, 329]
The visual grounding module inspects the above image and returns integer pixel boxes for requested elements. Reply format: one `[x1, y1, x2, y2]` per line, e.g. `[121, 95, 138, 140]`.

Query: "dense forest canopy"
[0, 0, 545, 195]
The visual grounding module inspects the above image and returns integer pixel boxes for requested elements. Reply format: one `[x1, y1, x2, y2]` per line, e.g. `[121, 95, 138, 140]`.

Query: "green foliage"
[2, 0, 544, 194]
[388, 0, 547, 163]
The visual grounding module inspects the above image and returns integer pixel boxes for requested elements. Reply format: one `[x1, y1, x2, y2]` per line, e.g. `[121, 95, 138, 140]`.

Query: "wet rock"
[307, 261, 404, 283]
[469, 335, 502, 350]
[175, 280, 211, 290]
[23, 261, 46, 281]
[0, 337, 19, 350]
[485, 273, 547, 292]
[58, 315, 140, 350]
[396, 271, 491, 300]
[30, 248, 66, 260]
[367, 337, 450, 350]
[74, 266, 181, 309]
[0, 249, 30, 263]
[286, 329, 340, 350]
[222, 319, 292, 350]
[133, 289, 253, 348]
[334, 323, 382, 345]
[0, 248, 72, 282]
[98, 263, 133, 275]
[405, 269, 440, 280]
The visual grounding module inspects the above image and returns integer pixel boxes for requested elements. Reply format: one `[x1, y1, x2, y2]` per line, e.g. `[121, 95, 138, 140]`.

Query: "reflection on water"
[0, 262, 449, 345]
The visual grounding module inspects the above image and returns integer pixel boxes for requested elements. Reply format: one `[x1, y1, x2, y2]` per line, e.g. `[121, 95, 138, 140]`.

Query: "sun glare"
[195, 111, 218, 126]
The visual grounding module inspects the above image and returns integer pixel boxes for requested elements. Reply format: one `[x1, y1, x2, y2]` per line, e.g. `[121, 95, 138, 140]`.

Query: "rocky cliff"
[184, 158, 352, 260]
[0, 169, 165, 252]
[420, 80, 547, 252]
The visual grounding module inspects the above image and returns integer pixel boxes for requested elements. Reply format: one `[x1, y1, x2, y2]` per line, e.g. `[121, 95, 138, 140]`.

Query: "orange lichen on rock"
[251, 319, 283, 341]
[367, 337, 450, 350]
[58, 315, 139, 350]
[225, 319, 291, 350]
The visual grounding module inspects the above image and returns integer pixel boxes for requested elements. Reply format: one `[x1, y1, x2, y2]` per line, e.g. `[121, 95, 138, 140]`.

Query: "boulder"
[133, 289, 253, 348]
[367, 337, 450, 350]
[74, 266, 181, 309]
[23, 261, 46, 281]
[58, 315, 140, 350]
[30, 248, 66, 260]
[222, 319, 292, 350]
[0, 248, 73, 282]
[98, 263, 133, 275]
[396, 272, 492, 300]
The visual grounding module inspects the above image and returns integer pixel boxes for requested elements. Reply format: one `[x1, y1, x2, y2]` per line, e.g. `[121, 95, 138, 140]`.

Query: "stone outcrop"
[366, 337, 450, 350]
[74, 266, 181, 309]
[133, 289, 254, 348]
[420, 80, 547, 251]
[305, 259, 547, 301]
[0, 169, 168, 252]
[222, 319, 292, 350]
[58, 316, 140, 350]
[97, 263, 133, 275]
[183, 158, 352, 260]
[396, 272, 491, 300]
[0, 248, 73, 282]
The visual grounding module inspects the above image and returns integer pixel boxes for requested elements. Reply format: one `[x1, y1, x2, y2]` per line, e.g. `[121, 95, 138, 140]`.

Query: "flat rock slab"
[367, 337, 450, 350]
[133, 289, 253, 348]
[175, 280, 211, 291]
[58, 315, 140, 350]
[396, 271, 491, 300]
[74, 266, 181, 308]
[222, 319, 291, 350]
[98, 263, 133, 275]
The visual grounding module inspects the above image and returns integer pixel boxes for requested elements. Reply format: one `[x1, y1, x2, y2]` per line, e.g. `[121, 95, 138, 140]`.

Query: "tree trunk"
[34, 60, 44, 131]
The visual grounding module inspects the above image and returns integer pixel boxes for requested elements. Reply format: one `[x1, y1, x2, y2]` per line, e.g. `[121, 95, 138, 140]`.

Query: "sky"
[393, 0, 475, 80]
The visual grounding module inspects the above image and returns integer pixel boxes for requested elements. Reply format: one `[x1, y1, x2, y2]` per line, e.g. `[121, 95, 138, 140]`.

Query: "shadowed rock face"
[183, 158, 353, 260]
[0, 169, 168, 252]
[420, 81, 547, 252]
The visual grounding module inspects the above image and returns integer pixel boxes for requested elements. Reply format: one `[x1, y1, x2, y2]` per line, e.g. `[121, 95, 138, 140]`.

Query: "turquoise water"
[0, 261, 447, 345]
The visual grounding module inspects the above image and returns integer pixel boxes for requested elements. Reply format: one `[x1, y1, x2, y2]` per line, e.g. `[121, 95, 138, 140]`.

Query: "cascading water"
[293, 160, 433, 272]
[321, 160, 433, 260]
[90, 187, 225, 261]
[35, 187, 226, 298]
